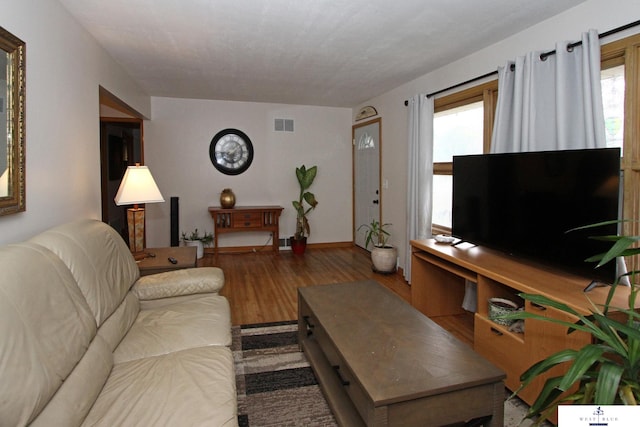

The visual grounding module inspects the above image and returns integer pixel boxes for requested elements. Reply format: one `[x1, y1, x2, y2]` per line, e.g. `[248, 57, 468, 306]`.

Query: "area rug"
[233, 321, 541, 427]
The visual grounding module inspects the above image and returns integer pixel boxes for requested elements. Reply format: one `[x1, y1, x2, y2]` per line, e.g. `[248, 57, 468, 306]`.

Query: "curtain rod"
[403, 19, 640, 106]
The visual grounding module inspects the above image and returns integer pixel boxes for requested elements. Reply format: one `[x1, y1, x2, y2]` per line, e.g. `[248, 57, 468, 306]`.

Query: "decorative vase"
[488, 297, 518, 326]
[220, 188, 236, 209]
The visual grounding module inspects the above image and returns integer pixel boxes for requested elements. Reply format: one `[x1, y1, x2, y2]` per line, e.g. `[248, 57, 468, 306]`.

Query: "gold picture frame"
[0, 26, 25, 216]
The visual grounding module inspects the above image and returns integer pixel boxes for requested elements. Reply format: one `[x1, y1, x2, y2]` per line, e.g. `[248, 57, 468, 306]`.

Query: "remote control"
[168, 257, 178, 264]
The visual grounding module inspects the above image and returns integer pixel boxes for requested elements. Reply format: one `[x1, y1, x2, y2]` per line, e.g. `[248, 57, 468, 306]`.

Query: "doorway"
[99, 87, 145, 243]
[353, 118, 381, 249]
[100, 120, 142, 241]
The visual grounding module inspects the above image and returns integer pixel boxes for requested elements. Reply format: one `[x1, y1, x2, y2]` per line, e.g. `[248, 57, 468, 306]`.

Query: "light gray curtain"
[404, 94, 434, 284]
[491, 29, 606, 153]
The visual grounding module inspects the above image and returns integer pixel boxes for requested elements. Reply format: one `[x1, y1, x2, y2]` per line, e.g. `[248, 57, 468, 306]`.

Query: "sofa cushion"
[133, 266, 225, 300]
[113, 294, 232, 364]
[29, 219, 139, 326]
[29, 336, 113, 427]
[0, 243, 96, 426]
[82, 346, 237, 427]
[97, 292, 140, 352]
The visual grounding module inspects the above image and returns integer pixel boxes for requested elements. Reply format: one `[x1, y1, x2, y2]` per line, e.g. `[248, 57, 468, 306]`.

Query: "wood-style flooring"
[199, 246, 473, 346]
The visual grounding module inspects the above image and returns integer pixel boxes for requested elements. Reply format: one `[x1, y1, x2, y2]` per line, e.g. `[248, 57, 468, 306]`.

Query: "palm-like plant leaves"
[358, 219, 392, 248]
[595, 362, 624, 404]
[496, 220, 640, 422]
[292, 165, 318, 239]
[296, 164, 317, 191]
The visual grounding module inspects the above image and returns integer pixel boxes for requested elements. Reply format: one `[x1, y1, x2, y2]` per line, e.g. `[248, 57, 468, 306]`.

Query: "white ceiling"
[60, 0, 585, 107]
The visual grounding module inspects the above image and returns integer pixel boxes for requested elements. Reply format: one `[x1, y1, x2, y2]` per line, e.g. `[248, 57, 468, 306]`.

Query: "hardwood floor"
[199, 245, 409, 325]
[199, 245, 473, 346]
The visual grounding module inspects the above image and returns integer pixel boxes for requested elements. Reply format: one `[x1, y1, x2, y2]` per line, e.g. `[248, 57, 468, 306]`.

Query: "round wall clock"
[209, 128, 254, 175]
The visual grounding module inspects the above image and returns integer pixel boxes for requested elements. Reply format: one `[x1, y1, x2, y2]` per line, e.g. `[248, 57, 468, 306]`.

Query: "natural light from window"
[601, 64, 625, 153]
[433, 101, 484, 162]
[432, 101, 484, 228]
[432, 175, 453, 229]
[431, 66, 624, 232]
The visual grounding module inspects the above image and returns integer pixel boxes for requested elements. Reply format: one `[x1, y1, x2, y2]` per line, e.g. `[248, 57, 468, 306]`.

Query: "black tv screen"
[452, 147, 621, 283]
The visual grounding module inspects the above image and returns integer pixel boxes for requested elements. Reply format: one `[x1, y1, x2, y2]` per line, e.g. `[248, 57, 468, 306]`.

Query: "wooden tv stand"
[410, 239, 635, 415]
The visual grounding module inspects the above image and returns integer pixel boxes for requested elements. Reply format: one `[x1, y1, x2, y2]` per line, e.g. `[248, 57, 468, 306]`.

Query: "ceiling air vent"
[274, 119, 294, 132]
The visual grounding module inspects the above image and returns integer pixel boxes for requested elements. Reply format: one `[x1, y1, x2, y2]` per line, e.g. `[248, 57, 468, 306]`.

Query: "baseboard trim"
[202, 242, 405, 278]
[204, 241, 355, 255]
[203, 246, 267, 254]
[306, 241, 353, 249]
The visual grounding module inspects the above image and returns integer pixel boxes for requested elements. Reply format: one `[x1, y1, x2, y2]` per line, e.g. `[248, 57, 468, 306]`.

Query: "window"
[431, 82, 497, 234]
[601, 64, 625, 151]
[429, 33, 640, 258]
[600, 33, 640, 271]
[434, 101, 485, 162]
[357, 132, 375, 150]
[432, 102, 484, 228]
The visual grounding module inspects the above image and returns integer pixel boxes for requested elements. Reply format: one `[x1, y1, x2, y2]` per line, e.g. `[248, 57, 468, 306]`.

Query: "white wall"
[0, 0, 150, 245]
[2, 0, 637, 261]
[354, 0, 640, 272]
[144, 97, 353, 249]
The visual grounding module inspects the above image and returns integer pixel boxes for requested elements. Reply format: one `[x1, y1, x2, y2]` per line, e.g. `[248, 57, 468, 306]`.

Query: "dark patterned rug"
[232, 321, 542, 427]
[233, 320, 337, 427]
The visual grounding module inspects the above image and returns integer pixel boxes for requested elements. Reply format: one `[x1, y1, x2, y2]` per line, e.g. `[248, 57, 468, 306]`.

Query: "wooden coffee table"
[137, 246, 197, 276]
[298, 280, 505, 427]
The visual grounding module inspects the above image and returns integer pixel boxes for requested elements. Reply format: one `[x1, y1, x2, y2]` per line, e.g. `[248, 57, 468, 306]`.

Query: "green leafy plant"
[358, 219, 392, 248]
[181, 228, 213, 246]
[292, 165, 318, 240]
[499, 220, 640, 424]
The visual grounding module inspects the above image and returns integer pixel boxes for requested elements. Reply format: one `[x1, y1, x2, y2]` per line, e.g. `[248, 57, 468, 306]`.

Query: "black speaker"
[170, 197, 179, 246]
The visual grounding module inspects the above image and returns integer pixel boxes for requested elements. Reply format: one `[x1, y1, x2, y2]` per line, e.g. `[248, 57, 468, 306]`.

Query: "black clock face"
[209, 128, 254, 175]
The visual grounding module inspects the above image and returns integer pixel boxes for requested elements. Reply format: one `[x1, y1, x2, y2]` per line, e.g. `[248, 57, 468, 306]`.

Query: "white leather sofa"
[0, 219, 238, 426]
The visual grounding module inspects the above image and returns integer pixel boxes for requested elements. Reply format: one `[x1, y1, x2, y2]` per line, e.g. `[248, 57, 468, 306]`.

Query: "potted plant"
[181, 228, 213, 259]
[498, 220, 640, 424]
[358, 219, 397, 273]
[291, 164, 318, 255]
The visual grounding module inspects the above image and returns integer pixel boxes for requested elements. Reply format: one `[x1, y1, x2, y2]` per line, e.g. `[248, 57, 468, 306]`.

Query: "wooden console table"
[208, 205, 283, 255]
[299, 280, 505, 426]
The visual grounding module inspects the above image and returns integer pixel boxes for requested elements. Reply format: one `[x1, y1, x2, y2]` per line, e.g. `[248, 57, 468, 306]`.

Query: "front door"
[353, 118, 381, 249]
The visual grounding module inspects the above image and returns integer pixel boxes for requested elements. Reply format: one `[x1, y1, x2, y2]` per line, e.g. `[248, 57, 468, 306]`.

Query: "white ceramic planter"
[371, 246, 397, 273]
[184, 239, 204, 259]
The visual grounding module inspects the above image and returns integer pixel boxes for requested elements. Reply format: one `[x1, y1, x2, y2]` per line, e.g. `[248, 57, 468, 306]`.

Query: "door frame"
[352, 117, 382, 247]
[99, 119, 144, 243]
[99, 86, 146, 241]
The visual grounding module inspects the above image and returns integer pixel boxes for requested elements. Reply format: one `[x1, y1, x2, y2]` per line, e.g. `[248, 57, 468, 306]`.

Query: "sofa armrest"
[133, 267, 225, 300]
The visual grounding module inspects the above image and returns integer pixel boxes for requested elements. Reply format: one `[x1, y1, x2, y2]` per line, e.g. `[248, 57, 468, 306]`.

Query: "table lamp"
[114, 164, 164, 259]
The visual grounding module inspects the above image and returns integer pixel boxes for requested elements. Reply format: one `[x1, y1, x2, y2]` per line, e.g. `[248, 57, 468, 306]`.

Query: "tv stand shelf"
[412, 251, 476, 282]
[410, 238, 634, 420]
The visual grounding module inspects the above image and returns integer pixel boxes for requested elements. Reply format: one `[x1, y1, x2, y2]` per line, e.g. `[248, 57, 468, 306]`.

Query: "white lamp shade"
[114, 165, 165, 205]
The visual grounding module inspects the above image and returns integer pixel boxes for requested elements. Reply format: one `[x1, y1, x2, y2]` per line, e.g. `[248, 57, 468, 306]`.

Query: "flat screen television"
[452, 147, 621, 284]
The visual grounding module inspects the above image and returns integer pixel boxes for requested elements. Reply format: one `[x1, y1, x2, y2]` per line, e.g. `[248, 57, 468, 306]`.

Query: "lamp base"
[133, 251, 148, 261]
[127, 207, 146, 254]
